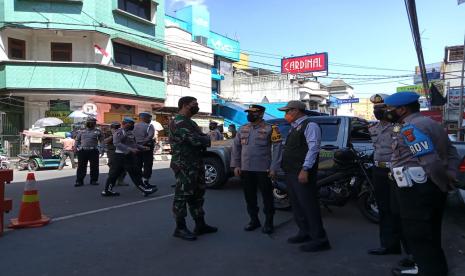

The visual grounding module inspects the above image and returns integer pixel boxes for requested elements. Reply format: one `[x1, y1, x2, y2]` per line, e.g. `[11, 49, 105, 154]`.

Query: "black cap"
[245, 104, 266, 113]
[86, 117, 97, 122]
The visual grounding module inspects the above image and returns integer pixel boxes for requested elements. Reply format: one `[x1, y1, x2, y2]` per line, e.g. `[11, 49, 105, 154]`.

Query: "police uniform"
[386, 92, 460, 276]
[230, 104, 282, 234]
[208, 121, 223, 141]
[134, 112, 156, 187]
[105, 122, 127, 186]
[368, 94, 408, 256]
[102, 118, 157, 197]
[75, 118, 103, 186]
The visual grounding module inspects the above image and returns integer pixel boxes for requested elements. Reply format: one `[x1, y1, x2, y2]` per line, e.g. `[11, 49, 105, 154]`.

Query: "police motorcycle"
[273, 145, 379, 223]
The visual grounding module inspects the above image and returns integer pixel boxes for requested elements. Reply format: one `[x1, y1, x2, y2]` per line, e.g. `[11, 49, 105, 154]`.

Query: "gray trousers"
[286, 172, 328, 243]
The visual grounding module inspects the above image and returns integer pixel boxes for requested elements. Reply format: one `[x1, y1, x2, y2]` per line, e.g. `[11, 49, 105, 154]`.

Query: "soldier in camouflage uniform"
[169, 96, 218, 241]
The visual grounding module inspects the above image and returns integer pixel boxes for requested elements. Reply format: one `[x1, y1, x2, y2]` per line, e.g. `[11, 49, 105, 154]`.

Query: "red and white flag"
[94, 44, 109, 57]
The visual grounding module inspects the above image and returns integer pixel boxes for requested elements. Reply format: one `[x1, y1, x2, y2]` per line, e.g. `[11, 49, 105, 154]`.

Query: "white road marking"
[53, 193, 175, 222]
[2, 193, 174, 233]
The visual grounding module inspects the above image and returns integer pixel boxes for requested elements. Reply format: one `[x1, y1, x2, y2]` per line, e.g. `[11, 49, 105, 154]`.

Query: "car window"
[350, 118, 371, 142]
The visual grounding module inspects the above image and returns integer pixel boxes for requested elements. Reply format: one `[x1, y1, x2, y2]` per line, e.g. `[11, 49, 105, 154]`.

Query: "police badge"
[393, 124, 401, 133]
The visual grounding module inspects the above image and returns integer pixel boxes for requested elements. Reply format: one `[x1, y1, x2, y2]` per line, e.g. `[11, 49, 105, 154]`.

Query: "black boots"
[101, 183, 120, 197]
[173, 219, 197, 241]
[262, 215, 274, 234]
[194, 217, 218, 235]
[136, 184, 158, 197]
[244, 216, 261, 231]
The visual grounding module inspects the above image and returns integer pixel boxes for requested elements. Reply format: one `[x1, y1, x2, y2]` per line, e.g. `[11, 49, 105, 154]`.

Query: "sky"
[166, 0, 465, 98]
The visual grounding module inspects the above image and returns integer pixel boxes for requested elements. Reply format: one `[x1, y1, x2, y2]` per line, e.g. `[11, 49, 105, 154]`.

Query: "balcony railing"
[0, 61, 165, 99]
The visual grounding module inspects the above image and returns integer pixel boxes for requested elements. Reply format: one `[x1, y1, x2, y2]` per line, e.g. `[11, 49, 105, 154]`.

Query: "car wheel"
[204, 157, 225, 189]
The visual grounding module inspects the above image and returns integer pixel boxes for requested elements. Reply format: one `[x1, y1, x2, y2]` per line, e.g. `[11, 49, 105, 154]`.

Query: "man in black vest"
[279, 101, 330, 252]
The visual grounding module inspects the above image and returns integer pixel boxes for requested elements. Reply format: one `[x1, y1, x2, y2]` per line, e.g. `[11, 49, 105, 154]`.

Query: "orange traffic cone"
[9, 172, 50, 229]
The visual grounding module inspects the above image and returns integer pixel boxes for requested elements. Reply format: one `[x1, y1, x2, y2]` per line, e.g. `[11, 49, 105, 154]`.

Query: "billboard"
[413, 63, 443, 84]
[281, 52, 328, 75]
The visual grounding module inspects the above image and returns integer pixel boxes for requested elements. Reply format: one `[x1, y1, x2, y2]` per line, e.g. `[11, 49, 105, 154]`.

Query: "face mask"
[247, 114, 260, 123]
[86, 123, 95, 128]
[285, 113, 296, 123]
[384, 109, 401, 123]
[373, 108, 385, 120]
[209, 126, 216, 130]
[190, 106, 199, 115]
[125, 124, 135, 131]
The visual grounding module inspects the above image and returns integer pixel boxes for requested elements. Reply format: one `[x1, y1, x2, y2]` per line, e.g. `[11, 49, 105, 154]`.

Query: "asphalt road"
[1, 163, 464, 276]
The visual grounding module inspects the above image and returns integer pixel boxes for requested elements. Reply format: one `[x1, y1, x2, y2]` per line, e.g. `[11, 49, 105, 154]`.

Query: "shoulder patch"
[400, 124, 434, 157]
[271, 124, 282, 143]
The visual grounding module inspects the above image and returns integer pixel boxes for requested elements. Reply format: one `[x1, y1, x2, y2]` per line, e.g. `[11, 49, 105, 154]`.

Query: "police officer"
[102, 118, 158, 197]
[208, 121, 223, 141]
[134, 112, 156, 188]
[368, 94, 406, 254]
[279, 100, 330, 252]
[58, 132, 76, 170]
[384, 92, 460, 276]
[169, 96, 217, 241]
[104, 122, 127, 186]
[231, 104, 282, 234]
[75, 117, 104, 187]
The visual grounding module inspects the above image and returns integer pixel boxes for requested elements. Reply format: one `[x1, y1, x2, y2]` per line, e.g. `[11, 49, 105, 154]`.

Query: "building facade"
[0, 0, 170, 154]
[327, 79, 355, 116]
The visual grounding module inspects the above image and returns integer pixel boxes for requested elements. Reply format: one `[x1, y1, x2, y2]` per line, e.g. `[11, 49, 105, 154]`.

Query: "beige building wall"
[352, 98, 375, 120]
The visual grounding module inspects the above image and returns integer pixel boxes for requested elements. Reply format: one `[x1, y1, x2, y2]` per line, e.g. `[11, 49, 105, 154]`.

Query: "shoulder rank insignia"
[393, 124, 401, 133]
[271, 124, 282, 143]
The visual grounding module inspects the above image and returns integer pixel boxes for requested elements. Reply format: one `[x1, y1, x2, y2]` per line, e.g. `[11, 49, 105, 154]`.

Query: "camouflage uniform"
[169, 114, 211, 220]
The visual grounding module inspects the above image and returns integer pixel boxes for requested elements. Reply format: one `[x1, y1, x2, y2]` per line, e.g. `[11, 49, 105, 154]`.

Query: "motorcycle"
[273, 146, 379, 224]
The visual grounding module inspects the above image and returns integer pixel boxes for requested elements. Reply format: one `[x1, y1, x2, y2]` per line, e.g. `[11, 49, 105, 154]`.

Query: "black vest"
[282, 118, 319, 173]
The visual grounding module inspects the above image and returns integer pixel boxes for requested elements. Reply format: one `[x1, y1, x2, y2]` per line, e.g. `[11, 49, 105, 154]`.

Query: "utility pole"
[458, 34, 465, 140]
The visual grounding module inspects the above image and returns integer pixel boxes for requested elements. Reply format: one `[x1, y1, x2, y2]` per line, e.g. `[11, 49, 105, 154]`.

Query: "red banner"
[281, 53, 328, 74]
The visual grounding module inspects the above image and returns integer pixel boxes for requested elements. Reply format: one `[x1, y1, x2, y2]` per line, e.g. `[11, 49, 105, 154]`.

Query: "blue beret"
[139, 112, 152, 118]
[384, 92, 420, 107]
[122, 117, 135, 124]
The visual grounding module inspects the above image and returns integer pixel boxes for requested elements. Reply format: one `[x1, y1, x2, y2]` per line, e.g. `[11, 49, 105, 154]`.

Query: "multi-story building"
[0, 0, 169, 154]
[163, 5, 240, 130]
[443, 45, 464, 124]
[326, 79, 355, 116]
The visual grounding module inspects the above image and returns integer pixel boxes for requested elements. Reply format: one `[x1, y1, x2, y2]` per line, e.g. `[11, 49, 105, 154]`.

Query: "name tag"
[400, 124, 434, 157]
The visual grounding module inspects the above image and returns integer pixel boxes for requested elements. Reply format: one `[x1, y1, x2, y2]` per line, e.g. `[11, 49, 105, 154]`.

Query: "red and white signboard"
[281, 52, 328, 75]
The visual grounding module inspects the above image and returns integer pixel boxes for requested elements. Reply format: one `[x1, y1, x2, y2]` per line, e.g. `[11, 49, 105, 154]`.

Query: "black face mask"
[125, 125, 135, 131]
[209, 126, 216, 130]
[247, 114, 260, 123]
[190, 106, 199, 115]
[86, 123, 96, 128]
[373, 108, 385, 120]
[384, 109, 401, 123]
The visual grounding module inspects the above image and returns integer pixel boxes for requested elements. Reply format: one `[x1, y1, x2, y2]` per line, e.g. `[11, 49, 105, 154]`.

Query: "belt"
[374, 161, 391, 168]
[81, 147, 97, 150]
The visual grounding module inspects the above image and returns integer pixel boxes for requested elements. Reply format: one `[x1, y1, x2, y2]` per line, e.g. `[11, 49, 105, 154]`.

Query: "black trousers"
[76, 149, 99, 183]
[137, 150, 153, 180]
[107, 150, 126, 180]
[372, 167, 408, 252]
[395, 180, 448, 276]
[286, 171, 328, 243]
[241, 171, 274, 217]
[105, 153, 144, 191]
[59, 150, 76, 169]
